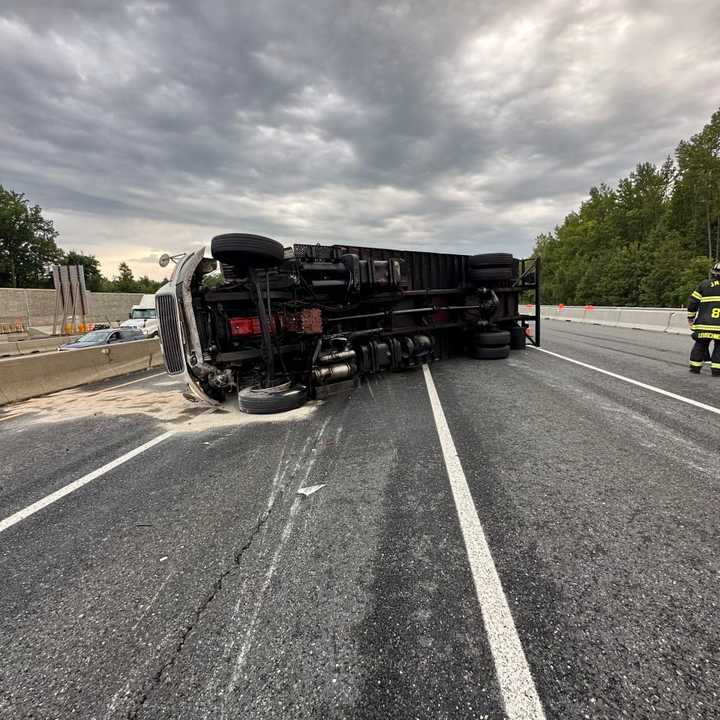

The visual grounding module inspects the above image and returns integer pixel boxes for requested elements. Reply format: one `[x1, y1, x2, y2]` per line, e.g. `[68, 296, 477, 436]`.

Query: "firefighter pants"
[690, 336, 720, 372]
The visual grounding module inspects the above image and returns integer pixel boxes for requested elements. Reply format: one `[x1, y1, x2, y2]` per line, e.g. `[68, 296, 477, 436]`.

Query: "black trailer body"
[155, 235, 540, 412]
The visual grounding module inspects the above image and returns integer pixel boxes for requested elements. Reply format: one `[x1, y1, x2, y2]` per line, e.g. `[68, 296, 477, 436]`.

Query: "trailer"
[155, 234, 540, 413]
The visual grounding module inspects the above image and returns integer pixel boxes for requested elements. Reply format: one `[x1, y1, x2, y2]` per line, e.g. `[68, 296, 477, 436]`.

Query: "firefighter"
[687, 261, 720, 375]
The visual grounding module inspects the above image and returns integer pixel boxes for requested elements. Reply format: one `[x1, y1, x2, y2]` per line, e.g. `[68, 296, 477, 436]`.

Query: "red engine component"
[228, 315, 277, 337]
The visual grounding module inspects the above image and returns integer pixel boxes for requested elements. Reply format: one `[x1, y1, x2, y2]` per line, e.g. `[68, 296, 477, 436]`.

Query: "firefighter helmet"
[712, 261, 720, 279]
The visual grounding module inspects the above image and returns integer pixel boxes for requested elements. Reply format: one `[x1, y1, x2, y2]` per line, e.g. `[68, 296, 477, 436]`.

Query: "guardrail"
[0, 339, 164, 406]
[0, 336, 81, 358]
[526, 305, 691, 334]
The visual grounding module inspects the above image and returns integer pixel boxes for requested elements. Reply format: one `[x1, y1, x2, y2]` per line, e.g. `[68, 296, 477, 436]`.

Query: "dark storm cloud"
[1, 0, 719, 270]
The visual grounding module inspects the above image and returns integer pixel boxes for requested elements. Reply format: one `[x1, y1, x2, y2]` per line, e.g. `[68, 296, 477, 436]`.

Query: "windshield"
[130, 308, 155, 319]
[76, 331, 111, 343]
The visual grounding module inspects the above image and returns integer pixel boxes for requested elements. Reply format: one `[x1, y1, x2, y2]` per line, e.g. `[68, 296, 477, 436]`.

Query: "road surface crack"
[124, 422, 328, 719]
[125, 508, 274, 719]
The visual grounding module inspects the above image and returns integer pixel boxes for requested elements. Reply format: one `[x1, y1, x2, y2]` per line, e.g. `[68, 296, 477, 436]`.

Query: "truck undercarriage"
[155, 234, 540, 413]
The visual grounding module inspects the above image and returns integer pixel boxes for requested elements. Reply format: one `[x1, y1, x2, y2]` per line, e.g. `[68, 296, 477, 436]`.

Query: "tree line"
[534, 107, 720, 307]
[0, 185, 165, 293]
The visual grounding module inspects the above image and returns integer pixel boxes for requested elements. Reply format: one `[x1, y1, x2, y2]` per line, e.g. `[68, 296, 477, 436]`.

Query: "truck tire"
[471, 330, 510, 347]
[211, 233, 285, 269]
[469, 345, 510, 360]
[469, 266, 513, 282]
[238, 383, 308, 414]
[510, 326, 527, 349]
[469, 253, 513, 268]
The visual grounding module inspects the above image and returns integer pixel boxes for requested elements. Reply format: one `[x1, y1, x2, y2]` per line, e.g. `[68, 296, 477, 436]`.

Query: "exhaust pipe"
[313, 362, 356, 385]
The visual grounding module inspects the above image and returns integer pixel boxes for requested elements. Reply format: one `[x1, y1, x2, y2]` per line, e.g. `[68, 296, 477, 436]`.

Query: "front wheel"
[211, 233, 285, 269]
[238, 382, 308, 414]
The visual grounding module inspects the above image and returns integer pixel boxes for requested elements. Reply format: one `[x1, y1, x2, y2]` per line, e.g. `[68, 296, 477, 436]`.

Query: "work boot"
[689, 366, 701, 374]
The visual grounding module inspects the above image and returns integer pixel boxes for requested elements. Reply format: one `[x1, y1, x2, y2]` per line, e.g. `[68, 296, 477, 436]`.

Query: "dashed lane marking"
[0, 431, 175, 534]
[532, 346, 720, 417]
[422, 364, 546, 720]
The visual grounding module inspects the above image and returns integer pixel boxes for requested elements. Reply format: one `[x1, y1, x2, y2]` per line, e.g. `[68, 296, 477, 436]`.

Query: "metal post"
[534, 256, 541, 347]
[51, 265, 60, 335]
[249, 268, 275, 385]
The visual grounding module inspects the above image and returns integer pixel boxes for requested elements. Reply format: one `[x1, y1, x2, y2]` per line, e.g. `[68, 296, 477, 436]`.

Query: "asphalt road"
[1, 321, 718, 719]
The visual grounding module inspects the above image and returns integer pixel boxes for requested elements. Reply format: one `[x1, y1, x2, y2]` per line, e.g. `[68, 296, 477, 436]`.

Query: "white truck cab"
[120, 294, 159, 337]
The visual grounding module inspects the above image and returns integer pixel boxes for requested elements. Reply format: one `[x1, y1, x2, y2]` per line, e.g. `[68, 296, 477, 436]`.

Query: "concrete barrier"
[539, 305, 697, 335]
[667, 311, 693, 335]
[615, 309, 672, 332]
[589, 308, 623, 326]
[0, 341, 18, 357]
[0, 336, 81, 357]
[560, 306, 586, 322]
[0, 339, 163, 405]
[0, 288, 143, 327]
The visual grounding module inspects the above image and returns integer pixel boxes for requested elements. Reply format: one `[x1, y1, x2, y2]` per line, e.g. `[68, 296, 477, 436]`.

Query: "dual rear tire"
[468, 329, 510, 359]
[468, 253, 515, 284]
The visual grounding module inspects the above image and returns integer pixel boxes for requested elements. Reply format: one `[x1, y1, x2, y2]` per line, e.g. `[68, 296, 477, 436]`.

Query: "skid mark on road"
[122, 413, 332, 720]
[203, 417, 334, 708]
[224, 496, 303, 706]
[423, 364, 546, 720]
[533, 346, 720, 418]
[131, 573, 174, 632]
[513, 352, 718, 476]
[104, 570, 174, 718]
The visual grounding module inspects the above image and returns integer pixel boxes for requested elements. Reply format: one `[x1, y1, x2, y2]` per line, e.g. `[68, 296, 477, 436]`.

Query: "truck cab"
[121, 294, 159, 337]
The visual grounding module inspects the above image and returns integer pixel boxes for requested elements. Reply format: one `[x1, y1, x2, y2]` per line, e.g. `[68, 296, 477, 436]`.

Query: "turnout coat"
[688, 278, 720, 340]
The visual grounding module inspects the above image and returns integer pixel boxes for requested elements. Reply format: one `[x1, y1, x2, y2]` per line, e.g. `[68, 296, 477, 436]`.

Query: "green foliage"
[110, 263, 164, 293]
[0, 185, 167, 293]
[202, 271, 224, 289]
[534, 107, 720, 307]
[114, 262, 136, 292]
[136, 275, 165, 293]
[0, 185, 63, 288]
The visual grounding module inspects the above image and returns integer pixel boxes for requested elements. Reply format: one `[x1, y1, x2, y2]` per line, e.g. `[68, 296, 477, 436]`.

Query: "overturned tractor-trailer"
[154, 234, 540, 413]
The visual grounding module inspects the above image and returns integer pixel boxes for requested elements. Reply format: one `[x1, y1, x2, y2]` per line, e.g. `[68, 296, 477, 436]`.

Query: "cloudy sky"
[1, 1, 719, 280]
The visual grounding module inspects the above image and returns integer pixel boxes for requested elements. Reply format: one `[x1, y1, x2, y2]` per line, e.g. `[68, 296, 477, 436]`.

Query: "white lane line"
[532, 346, 720, 417]
[422, 364, 546, 720]
[0, 431, 175, 534]
[86, 371, 167, 395]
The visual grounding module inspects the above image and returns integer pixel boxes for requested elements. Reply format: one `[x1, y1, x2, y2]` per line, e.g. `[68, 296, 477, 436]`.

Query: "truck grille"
[156, 293, 185, 375]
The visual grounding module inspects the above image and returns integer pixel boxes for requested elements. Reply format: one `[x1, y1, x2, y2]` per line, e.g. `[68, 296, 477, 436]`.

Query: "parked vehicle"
[58, 328, 145, 350]
[155, 234, 540, 413]
[120, 294, 159, 337]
